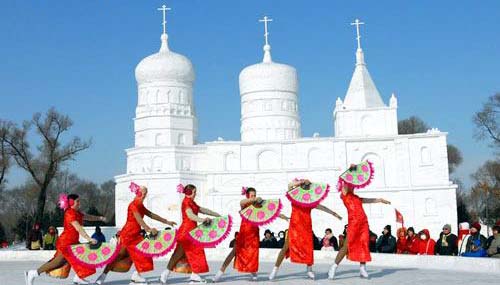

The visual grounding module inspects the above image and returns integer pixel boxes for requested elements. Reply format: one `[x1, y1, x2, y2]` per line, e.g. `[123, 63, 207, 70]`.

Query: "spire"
[259, 16, 273, 63]
[157, 4, 172, 52]
[343, 18, 385, 109]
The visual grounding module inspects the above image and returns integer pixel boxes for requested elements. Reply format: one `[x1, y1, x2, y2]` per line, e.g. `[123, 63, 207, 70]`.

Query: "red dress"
[287, 204, 313, 265]
[174, 197, 209, 273]
[56, 208, 96, 278]
[234, 204, 259, 273]
[119, 198, 153, 273]
[341, 192, 371, 262]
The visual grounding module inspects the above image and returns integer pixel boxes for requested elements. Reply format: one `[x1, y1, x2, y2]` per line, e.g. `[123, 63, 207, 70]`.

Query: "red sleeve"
[129, 201, 139, 214]
[66, 209, 78, 223]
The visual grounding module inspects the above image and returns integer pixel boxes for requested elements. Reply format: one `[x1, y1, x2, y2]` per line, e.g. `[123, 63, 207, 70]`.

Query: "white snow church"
[115, 9, 457, 238]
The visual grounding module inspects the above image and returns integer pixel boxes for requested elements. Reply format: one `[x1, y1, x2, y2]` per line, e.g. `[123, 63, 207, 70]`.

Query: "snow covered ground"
[2, 261, 500, 285]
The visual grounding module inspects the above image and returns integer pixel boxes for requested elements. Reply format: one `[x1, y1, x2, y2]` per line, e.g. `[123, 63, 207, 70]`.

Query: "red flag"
[395, 209, 404, 226]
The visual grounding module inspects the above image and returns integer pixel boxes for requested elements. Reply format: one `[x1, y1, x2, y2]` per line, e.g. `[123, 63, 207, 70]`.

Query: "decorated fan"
[188, 215, 232, 247]
[135, 229, 177, 258]
[337, 160, 374, 191]
[67, 242, 120, 269]
[239, 199, 283, 226]
[286, 182, 330, 208]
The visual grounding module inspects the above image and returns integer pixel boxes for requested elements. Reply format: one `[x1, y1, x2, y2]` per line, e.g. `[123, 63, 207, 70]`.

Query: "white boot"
[360, 264, 369, 278]
[24, 270, 38, 285]
[131, 271, 147, 284]
[73, 275, 90, 285]
[160, 270, 171, 284]
[95, 273, 107, 285]
[306, 266, 315, 280]
[250, 272, 258, 281]
[269, 266, 278, 281]
[213, 270, 224, 282]
[189, 273, 207, 284]
[160, 269, 172, 284]
[328, 263, 338, 280]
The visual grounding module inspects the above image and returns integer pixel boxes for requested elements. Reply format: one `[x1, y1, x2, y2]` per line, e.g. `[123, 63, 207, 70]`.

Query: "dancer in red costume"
[213, 187, 289, 282]
[161, 184, 222, 284]
[328, 182, 390, 279]
[269, 179, 342, 281]
[25, 194, 107, 285]
[95, 183, 176, 285]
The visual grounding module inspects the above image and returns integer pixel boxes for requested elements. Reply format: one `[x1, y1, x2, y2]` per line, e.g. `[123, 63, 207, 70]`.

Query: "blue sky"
[1, 1, 498, 189]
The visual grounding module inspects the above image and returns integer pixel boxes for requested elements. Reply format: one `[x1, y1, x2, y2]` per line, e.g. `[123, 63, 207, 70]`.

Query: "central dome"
[135, 34, 195, 85]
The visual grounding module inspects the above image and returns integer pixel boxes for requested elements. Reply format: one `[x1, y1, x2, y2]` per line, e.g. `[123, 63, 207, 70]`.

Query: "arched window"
[224, 152, 239, 171]
[308, 148, 323, 168]
[155, 133, 168, 146]
[177, 133, 185, 145]
[420, 146, 432, 165]
[258, 150, 280, 170]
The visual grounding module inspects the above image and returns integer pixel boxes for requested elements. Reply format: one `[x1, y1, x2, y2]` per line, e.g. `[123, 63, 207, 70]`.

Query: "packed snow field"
[2, 261, 499, 285]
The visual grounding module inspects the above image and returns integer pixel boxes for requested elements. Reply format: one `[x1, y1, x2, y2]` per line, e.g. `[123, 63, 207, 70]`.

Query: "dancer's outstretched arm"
[199, 207, 222, 217]
[144, 209, 177, 226]
[361, 198, 391, 204]
[186, 208, 208, 223]
[316, 204, 343, 220]
[70, 220, 96, 243]
[133, 211, 158, 234]
[83, 213, 106, 222]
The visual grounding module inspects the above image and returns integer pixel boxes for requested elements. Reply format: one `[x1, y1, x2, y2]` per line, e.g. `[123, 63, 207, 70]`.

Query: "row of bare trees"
[0, 108, 115, 242]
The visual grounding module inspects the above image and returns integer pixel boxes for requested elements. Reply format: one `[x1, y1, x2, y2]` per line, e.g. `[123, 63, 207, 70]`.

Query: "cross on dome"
[350, 18, 365, 50]
[157, 4, 172, 35]
[259, 16, 273, 63]
[259, 16, 273, 46]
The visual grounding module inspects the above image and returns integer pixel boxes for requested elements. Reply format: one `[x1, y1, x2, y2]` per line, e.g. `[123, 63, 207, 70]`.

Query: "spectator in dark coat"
[320, 228, 339, 251]
[91, 226, 106, 243]
[376, 225, 396, 253]
[260, 229, 278, 248]
[435, 224, 458, 256]
[312, 231, 322, 250]
[465, 222, 487, 253]
[276, 231, 286, 248]
[27, 223, 43, 250]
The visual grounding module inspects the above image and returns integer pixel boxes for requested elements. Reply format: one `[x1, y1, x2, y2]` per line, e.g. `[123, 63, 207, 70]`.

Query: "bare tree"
[469, 159, 500, 227]
[473, 93, 500, 152]
[0, 121, 11, 191]
[2, 108, 91, 223]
